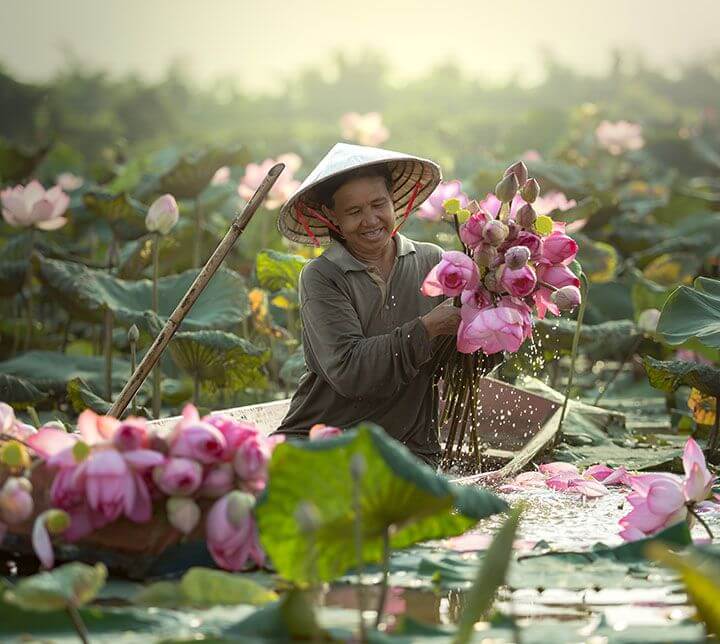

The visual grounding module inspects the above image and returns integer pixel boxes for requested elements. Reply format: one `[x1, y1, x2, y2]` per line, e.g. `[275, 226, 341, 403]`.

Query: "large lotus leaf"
[534, 318, 640, 360]
[117, 235, 154, 279]
[157, 145, 249, 199]
[35, 255, 249, 329]
[256, 249, 306, 292]
[3, 562, 107, 611]
[0, 374, 46, 407]
[524, 159, 589, 192]
[657, 277, 720, 348]
[643, 253, 701, 287]
[572, 233, 618, 283]
[169, 330, 268, 390]
[83, 191, 148, 241]
[629, 268, 673, 320]
[0, 350, 135, 397]
[0, 139, 49, 183]
[584, 281, 634, 324]
[643, 356, 720, 398]
[280, 348, 307, 387]
[255, 423, 507, 584]
[66, 377, 112, 414]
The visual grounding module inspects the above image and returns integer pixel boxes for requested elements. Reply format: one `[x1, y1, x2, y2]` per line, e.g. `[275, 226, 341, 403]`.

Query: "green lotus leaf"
[0, 373, 46, 408]
[572, 233, 618, 283]
[0, 139, 50, 183]
[643, 253, 701, 287]
[630, 268, 673, 320]
[169, 330, 268, 391]
[657, 277, 720, 348]
[643, 356, 720, 398]
[83, 191, 148, 241]
[157, 145, 249, 199]
[66, 377, 112, 414]
[3, 562, 107, 611]
[34, 255, 249, 329]
[0, 259, 27, 297]
[256, 249, 306, 292]
[134, 567, 277, 608]
[116, 235, 154, 279]
[533, 318, 640, 361]
[255, 423, 508, 584]
[548, 196, 601, 224]
[279, 348, 306, 388]
[0, 350, 136, 398]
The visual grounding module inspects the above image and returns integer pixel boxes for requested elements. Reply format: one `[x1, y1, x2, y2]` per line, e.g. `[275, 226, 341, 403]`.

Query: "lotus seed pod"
[483, 219, 509, 247]
[45, 509, 71, 534]
[504, 246, 532, 270]
[128, 324, 140, 343]
[504, 161, 528, 187]
[520, 178, 540, 203]
[551, 285, 582, 311]
[494, 173, 519, 203]
[516, 203, 537, 228]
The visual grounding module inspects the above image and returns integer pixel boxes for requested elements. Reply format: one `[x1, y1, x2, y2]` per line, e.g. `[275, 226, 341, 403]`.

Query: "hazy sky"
[2, 0, 720, 91]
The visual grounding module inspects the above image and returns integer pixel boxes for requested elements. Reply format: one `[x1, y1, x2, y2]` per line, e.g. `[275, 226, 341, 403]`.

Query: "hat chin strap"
[294, 179, 423, 246]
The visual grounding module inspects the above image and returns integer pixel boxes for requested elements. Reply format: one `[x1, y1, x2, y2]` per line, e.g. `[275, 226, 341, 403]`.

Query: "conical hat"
[278, 142, 441, 245]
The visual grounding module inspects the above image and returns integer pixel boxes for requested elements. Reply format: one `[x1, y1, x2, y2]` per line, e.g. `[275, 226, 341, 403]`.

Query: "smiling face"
[322, 175, 395, 257]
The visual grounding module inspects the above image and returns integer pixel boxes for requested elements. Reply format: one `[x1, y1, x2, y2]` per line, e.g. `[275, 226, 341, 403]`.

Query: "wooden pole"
[107, 163, 285, 418]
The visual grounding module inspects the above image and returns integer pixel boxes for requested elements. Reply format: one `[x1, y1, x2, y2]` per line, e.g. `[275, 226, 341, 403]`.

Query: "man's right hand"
[421, 299, 461, 338]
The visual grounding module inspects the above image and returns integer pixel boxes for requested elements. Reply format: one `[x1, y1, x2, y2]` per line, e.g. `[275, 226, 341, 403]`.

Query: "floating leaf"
[35, 255, 249, 329]
[0, 373, 46, 408]
[169, 330, 268, 391]
[3, 562, 107, 611]
[256, 250, 306, 292]
[643, 356, 720, 398]
[83, 191, 148, 241]
[256, 423, 507, 584]
[657, 276, 720, 349]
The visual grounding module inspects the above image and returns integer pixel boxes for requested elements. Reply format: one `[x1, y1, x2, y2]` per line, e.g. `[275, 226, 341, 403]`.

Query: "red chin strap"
[391, 180, 424, 237]
[294, 179, 424, 246]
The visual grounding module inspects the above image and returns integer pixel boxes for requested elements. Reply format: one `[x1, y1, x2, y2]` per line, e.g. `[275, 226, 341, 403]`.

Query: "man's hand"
[421, 299, 461, 338]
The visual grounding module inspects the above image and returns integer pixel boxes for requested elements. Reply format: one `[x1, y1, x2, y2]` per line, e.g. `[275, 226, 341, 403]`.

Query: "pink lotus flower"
[459, 210, 491, 247]
[112, 417, 148, 451]
[203, 415, 258, 460]
[200, 462, 235, 498]
[77, 409, 120, 445]
[80, 449, 139, 522]
[239, 157, 301, 210]
[534, 191, 577, 216]
[498, 297, 533, 340]
[206, 492, 265, 571]
[537, 263, 580, 290]
[170, 404, 227, 464]
[539, 462, 579, 477]
[595, 120, 645, 155]
[542, 232, 578, 265]
[585, 464, 631, 486]
[479, 193, 525, 219]
[533, 286, 560, 320]
[276, 153, 302, 174]
[27, 426, 79, 459]
[511, 231, 543, 259]
[498, 470, 547, 492]
[500, 265, 537, 298]
[145, 194, 179, 235]
[619, 473, 687, 540]
[545, 474, 607, 498]
[0, 477, 34, 524]
[210, 166, 231, 185]
[421, 251, 479, 297]
[1, 181, 69, 230]
[32, 509, 69, 569]
[457, 306, 526, 355]
[682, 437, 713, 503]
[418, 180, 469, 222]
[460, 286, 492, 313]
[233, 433, 271, 485]
[56, 172, 84, 191]
[339, 112, 390, 147]
[0, 402, 16, 433]
[153, 457, 203, 496]
[309, 424, 343, 440]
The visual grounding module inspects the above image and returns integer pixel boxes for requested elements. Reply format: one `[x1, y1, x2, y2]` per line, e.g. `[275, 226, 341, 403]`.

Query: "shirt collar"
[322, 233, 416, 273]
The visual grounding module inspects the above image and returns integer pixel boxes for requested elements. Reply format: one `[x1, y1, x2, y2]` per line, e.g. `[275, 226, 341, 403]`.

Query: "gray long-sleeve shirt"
[274, 233, 444, 457]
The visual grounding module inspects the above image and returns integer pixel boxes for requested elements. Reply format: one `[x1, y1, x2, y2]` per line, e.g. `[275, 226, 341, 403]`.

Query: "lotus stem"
[66, 604, 90, 644]
[559, 279, 588, 432]
[688, 506, 715, 540]
[374, 526, 391, 629]
[103, 308, 113, 401]
[193, 196, 202, 267]
[709, 395, 720, 453]
[23, 228, 35, 349]
[129, 336, 138, 416]
[350, 454, 367, 642]
[27, 406, 41, 428]
[193, 372, 201, 406]
[152, 233, 162, 419]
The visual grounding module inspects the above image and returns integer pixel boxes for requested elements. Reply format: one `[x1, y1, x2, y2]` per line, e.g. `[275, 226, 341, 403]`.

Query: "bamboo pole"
[107, 163, 285, 418]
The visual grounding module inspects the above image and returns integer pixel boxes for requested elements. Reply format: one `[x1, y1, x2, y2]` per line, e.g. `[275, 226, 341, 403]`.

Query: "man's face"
[323, 176, 395, 256]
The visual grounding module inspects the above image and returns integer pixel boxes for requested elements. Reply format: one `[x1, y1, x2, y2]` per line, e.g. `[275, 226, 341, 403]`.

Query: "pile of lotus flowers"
[498, 437, 718, 542]
[421, 161, 582, 356]
[422, 162, 583, 469]
[0, 403, 282, 571]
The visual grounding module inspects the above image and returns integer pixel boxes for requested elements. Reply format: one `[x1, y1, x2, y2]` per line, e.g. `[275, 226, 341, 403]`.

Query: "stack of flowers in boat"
[0, 404, 282, 571]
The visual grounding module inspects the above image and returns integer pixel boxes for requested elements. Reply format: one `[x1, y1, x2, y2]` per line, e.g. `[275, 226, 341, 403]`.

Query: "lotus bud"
[474, 245, 498, 268]
[483, 219, 509, 246]
[483, 270, 502, 292]
[294, 501, 321, 534]
[167, 497, 201, 535]
[199, 462, 235, 498]
[637, 308, 661, 333]
[128, 324, 140, 343]
[504, 161, 528, 186]
[0, 477, 34, 524]
[520, 178, 540, 203]
[350, 453, 366, 480]
[506, 221, 520, 242]
[145, 194, 179, 235]
[494, 173, 519, 203]
[504, 246, 531, 270]
[551, 285, 582, 311]
[516, 204, 537, 228]
[45, 509, 71, 535]
[226, 490, 256, 526]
